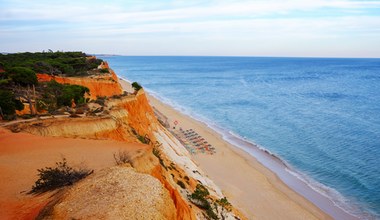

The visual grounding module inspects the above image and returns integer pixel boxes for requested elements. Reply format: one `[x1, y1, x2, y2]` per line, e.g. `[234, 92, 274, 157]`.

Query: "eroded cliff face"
[18, 90, 157, 143]
[15, 90, 198, 219]
[115, 90, 158, 143]
[8, 73, 244, 219]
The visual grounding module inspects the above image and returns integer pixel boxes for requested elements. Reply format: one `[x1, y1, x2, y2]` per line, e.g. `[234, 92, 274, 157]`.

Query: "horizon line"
[94, 54, 380, 59]
[2, 51, 379, 59]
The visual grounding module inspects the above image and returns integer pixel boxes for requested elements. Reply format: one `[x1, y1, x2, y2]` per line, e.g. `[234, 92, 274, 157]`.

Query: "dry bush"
[113, 150, 132, 165]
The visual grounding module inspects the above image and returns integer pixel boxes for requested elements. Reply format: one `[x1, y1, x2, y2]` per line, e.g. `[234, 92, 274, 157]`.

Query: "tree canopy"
[0, 51, 95, 120]
[0, 90, 24, 117]
[7, 67, 38, 86]
[0, 51, 103, 77]
[37, 80, 90, 112]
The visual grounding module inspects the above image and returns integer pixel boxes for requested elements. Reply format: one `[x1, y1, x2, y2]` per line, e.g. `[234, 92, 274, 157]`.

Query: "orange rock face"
[8, 77, 199, 219]
[37, 70, 122, 100]
[151, 165, 196, 220]
[120, 90, 158, 143]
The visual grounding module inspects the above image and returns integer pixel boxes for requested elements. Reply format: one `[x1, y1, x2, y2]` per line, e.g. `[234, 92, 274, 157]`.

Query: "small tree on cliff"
[58, 84, 90, 106]
[132, 82, 142, 93]
[5, 67, 38, 115]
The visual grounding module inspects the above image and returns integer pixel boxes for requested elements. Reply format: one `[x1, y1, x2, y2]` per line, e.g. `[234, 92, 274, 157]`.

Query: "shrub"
[177, 180, 186, 189]
[131, 82, 142, 92]
[217, 197, 232, 212]
[0, 90, 24, 118]
[191, 184, 210, 201]
[99, 68, 109, 73]
[189, 184, 218, 219]
[30, 158, 92, 193]
[153, 146, 166, 169]
[136, 133, 150, 144]
[113, 150, 131, 165]
[57, 84, 90, 107]
[8, 67, 37, 86]
[39, 80, 90, 109]
[95, 96, 107, 106]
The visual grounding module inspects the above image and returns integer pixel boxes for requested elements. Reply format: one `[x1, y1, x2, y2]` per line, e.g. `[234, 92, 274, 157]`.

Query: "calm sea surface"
[100, 56, 380, 219]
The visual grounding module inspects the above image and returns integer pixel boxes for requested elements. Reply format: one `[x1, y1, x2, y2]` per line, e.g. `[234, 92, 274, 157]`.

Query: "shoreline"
[118, 78, 357, 219]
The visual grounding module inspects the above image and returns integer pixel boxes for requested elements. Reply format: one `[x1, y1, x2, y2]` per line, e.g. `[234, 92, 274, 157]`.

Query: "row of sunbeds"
[175, 128, 216, 155]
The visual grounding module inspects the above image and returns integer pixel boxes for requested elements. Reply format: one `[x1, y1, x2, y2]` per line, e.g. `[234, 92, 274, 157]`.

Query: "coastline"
[118, 78, 356, 220]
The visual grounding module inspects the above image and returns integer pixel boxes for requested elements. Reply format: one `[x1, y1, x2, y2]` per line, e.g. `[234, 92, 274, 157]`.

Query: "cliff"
[6, 70, 245, 220]
[16, 90, 155, 143]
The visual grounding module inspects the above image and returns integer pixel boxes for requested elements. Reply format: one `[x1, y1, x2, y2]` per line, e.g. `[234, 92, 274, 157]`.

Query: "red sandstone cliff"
[7, 71, 243, 220]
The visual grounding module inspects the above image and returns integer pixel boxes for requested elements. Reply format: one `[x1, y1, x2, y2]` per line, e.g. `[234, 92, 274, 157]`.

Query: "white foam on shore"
[145, 89, 366, 220]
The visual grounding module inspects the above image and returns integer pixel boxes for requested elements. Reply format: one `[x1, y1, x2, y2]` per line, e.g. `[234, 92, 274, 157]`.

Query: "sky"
[1, 0, 380, 57]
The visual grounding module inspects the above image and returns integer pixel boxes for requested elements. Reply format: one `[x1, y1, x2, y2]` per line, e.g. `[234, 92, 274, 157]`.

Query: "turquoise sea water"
[100, 56, 380, 219]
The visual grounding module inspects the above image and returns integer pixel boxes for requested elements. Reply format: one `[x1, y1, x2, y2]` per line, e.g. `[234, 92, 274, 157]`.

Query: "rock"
[43, 166, 176, 220]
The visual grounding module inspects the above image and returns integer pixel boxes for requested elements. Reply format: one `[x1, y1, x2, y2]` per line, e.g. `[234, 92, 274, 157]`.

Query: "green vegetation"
[99, 68, 109, 73]
[190, 184, 218, 219]
[0, 90, 24, 118]
[131, 82, 142, 92]
[37, 80, 89, 113]
[216, 197, 232, 212]
[132, 131, 151, 145]
[7, 67, 37, 86]
[59, 84, 90, 106]
[0, 51, 96, 119]
[31, 158, 92, 193]
[190, 184, 210, 205]
[153, 146, 167, 169]
[0, 51, 103, 77]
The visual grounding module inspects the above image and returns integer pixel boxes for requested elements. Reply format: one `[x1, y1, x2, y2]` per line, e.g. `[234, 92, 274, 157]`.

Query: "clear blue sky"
[1, 0, 380, 57]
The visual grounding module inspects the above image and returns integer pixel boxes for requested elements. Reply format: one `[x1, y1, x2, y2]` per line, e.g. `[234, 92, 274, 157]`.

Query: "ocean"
[99, 56, 380, 219]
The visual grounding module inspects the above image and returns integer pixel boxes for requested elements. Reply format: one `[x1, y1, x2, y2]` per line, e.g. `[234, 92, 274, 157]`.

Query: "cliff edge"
[41, 166, 176, 220]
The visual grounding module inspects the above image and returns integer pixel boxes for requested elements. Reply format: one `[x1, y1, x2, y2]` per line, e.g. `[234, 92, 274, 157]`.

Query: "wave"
[145, 89, 372, 220]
